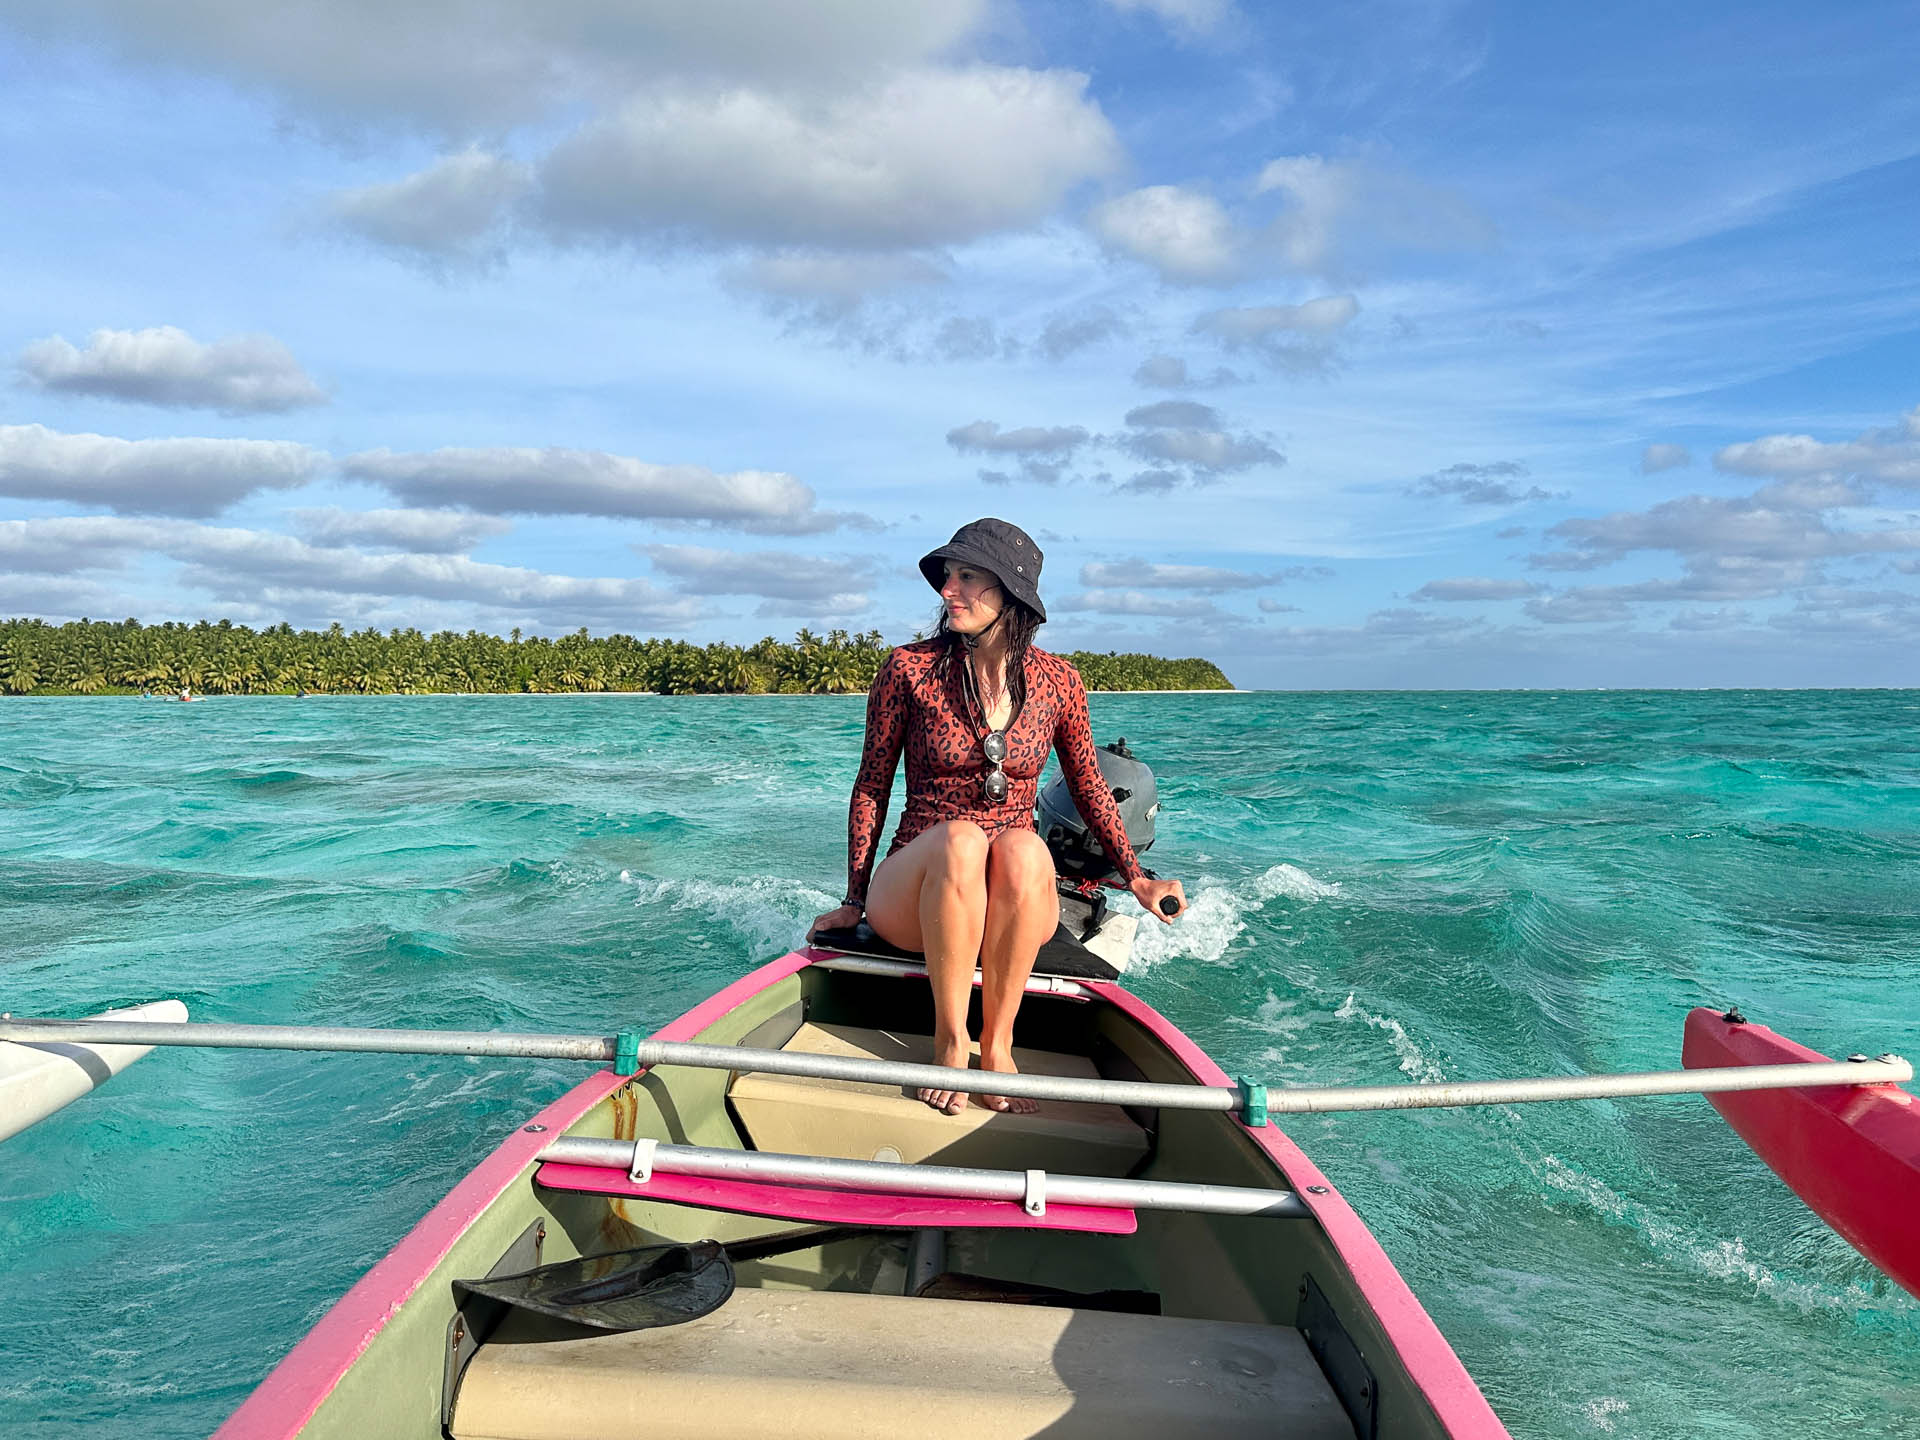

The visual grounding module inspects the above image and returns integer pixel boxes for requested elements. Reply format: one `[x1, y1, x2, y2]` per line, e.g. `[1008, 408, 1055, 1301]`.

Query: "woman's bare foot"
[916, 1033, 971, 1115]
[976, 1044, 1039, 1114]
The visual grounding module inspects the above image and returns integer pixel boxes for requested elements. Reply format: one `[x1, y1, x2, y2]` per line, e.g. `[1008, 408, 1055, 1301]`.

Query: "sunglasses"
[981, 728, 1009, 803]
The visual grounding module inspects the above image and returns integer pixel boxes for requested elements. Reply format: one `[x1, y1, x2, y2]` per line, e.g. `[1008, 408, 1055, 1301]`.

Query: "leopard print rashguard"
[844, 638, 1145, 908]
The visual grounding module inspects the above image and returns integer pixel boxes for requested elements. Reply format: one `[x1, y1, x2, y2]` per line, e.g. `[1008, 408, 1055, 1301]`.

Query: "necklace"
[962, 651, 1012, 731]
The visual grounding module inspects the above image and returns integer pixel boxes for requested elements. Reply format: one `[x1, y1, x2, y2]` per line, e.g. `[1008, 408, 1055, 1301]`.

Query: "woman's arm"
[844, 652, 908, 909]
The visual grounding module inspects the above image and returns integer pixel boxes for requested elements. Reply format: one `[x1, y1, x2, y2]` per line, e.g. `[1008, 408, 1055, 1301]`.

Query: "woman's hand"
[808, 903, 862, 942]
[1130, 875, 1186, 923]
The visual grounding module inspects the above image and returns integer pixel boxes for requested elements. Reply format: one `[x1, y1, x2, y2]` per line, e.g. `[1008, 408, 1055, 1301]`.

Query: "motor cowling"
[1037, 736, 1158, 881]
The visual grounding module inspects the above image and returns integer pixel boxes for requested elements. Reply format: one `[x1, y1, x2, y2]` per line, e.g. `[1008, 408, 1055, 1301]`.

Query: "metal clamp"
[628, 1137, 657, 1184]
[1237, 1076, 1268, 1128]
[613, 1030, 641, 1075]
[1023, 1168, 1047, 1217]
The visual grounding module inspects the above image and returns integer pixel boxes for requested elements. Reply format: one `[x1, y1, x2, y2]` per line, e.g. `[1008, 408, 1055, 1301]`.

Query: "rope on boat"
[0, 1017, 1908, 1119]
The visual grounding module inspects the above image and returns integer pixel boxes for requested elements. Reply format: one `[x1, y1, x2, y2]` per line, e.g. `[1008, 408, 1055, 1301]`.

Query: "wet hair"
[930, 585, 1044, 721]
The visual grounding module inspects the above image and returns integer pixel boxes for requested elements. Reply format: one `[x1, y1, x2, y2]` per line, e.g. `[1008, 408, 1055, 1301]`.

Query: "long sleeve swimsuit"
[845, 639, 1145, 907]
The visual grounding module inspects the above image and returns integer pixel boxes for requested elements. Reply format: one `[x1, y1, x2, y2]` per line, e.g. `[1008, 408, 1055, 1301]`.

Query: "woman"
[809, 518, 1186, 1115]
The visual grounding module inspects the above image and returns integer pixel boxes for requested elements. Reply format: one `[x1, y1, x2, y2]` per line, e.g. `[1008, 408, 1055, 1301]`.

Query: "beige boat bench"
[450, 1285, 1354, 1440]
[726, 1021, 1152, 1175]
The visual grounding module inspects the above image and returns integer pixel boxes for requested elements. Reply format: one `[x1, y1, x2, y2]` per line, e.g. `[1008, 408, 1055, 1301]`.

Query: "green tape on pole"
[613, 1030, 640, 1076]
[1237, 1077, 1268, 1128]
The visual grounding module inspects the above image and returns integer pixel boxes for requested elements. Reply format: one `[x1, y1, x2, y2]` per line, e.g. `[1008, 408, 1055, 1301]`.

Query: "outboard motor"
[1038, 737, 1160, 947]
[1037, 736, 1159, 880]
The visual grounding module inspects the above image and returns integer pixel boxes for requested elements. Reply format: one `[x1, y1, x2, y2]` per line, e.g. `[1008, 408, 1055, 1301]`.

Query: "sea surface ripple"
[2, 691, 1917, 1437]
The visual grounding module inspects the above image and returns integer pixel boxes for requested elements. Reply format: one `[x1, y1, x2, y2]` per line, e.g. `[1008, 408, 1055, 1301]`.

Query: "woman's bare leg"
[865, 822, 990, 1114]
[977, 829, 1059, 1113]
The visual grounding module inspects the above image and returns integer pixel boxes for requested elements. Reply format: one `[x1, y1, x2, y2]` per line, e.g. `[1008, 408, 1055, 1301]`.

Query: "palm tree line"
[1, 618, 1233, 696]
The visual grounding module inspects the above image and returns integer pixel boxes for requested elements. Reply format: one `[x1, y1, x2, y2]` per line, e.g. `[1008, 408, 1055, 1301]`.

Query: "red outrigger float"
[1683, 1006, 1920, 1298]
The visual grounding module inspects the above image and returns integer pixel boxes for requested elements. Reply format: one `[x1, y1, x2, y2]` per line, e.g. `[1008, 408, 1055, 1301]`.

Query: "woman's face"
[940, 560, 1006, 635]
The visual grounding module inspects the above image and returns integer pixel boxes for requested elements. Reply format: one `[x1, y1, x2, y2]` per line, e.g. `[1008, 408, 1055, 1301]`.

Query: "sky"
[2, 1, 1918, 689]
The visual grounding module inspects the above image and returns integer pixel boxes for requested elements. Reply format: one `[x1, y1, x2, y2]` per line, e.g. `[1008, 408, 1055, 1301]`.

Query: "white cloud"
[640, 543, 874, 616]
[7, 1, 990, 134]
[1054, 588, 1226, 618]
[16, 327, 327, 413]
[946, 421, 1089, 456]
[1410, 461, 1556, 506]
[538, 66, 1121, 252]
[1123, 400, 1219, 429]
[731, 251, 948, 307]
[1640, 443, 1692, 474]
[332, 149, 532, 264]
[1253, 154, 1494, 275]
[341, 445, 863, 534]
[1410, 577, 1543, 601]
[1080, 558, 1316, 591]
[289, 507, 512, 553]
[0, 424, 325, 517]
[0, 514, 702, 628]
[1194, 295, 1359, 343]
[1087, 185, 1240, 283]
[1121, 426, 1281, 473]
[1100, 0, 1233, 37]
[1713, 404, 1920, 486]
[1131, 354, 1240, 390]
[1037, 306, 1127, 362]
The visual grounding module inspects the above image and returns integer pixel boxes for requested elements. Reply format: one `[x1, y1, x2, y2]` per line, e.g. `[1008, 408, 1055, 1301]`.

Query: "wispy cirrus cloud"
[17, 327, 327, 413]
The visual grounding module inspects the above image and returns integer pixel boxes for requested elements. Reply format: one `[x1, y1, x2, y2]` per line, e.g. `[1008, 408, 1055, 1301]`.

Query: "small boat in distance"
[210, 935, 1510, 1439]
[1683, 1006, 1920, 1297]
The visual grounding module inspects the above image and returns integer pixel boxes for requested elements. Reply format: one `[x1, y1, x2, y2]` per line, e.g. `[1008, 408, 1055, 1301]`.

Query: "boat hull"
[216, 951, 1508, 1438]
[1682, 1006, 1920, 1295]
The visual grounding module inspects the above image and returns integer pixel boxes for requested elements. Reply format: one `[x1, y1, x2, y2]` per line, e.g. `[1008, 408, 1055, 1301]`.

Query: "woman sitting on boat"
[810, 518, 1186, 1115]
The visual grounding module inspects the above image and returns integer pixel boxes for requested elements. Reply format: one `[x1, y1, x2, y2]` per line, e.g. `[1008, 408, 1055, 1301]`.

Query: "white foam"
[1130, 861, 1337, 969]
[621, 870, 831, 958]
[1530, 1154, 1890, 1313]
[1582, 1397, 1629, 1432]
[1334, 993, 1449, 1084]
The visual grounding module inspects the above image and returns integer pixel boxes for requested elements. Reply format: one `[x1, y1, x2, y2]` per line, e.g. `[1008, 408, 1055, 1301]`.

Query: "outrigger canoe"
[1683, 1006, 1920, 1297]
[208, 930, 1511, 1440]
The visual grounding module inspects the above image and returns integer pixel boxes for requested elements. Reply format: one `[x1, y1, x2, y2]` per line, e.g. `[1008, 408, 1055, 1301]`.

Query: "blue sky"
[2, 0, 1918, 688]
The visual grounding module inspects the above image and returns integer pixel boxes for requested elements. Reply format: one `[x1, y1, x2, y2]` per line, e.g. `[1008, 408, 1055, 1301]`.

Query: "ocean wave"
[619, 870, 828, 958]
[1333, 992, 1450, 1084]
[1529, 1154, 1905, 1314]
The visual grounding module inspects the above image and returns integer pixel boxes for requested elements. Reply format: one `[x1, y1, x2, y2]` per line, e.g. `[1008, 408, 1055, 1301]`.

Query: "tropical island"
[0, 618, 1233, 695]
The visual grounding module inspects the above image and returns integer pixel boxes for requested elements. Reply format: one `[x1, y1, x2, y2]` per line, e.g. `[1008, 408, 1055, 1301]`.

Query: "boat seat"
[727, 1022, 1150, 1175]
[450, 1286, 1354, 1440]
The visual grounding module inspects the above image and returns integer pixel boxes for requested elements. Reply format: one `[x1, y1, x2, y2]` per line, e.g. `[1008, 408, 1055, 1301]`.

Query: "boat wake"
[1131, 862, 1338, 969]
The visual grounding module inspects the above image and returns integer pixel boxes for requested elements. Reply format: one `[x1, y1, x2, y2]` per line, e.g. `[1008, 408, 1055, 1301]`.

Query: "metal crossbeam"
[538, 1136, 1311, 1218]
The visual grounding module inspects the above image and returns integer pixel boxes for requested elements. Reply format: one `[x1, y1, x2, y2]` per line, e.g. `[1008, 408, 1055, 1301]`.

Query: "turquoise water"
[2, 691, 1918, 1437]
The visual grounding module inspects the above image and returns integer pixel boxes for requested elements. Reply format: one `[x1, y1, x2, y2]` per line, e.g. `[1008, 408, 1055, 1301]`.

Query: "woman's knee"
[987, 829, 1055, 897]
[930, 821, 991, 873]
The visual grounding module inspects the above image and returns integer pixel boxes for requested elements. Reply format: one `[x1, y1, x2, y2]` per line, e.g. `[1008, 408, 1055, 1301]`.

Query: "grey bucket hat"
[918, 517, 1046, 621]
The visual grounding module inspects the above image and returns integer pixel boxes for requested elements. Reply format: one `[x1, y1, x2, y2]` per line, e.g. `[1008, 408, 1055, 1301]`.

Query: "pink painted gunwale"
[534, 1162, 1138, 1234]
[213, 950, 816, 1439]
[1084, 979, 1511, 1439]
